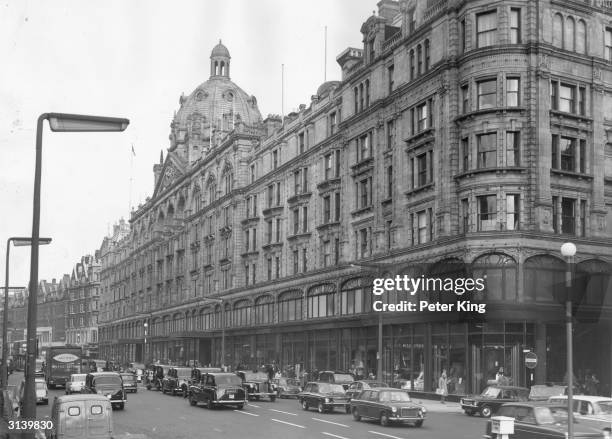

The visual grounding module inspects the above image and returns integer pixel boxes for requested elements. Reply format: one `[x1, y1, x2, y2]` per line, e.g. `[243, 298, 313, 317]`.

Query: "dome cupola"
[210, 39, 231, 78]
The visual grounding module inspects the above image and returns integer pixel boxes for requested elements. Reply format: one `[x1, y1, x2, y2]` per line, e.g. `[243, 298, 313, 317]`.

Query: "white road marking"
[234, 410, 259, 416]
[269, 408, 298, 416]
[322, 432, 351, 439]
[249, 403, 261, 408]
[312, 417, 349, 428]
[271, 418, 306, 429]
[368, 431, 404, 439]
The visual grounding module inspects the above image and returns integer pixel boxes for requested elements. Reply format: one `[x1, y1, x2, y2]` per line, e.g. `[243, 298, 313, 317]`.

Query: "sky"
[0, 0, 376, 288]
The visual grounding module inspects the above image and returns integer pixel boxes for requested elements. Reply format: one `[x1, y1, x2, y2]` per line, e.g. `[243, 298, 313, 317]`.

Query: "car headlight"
[324, 397, 331, 403]
[421, 407, 427, 414]
[391, 406, 397, 413]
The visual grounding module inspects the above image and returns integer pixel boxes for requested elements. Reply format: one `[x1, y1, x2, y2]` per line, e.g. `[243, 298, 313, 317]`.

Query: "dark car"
[146, 364, 171, 391]
[120, 373, 138, 393]
[345, 380, 387, 401]
[236, 370, 276, 402]
[298, 381, 350, 414]
[461, 385, 530, 417]
[188, 372, 247, 409]
[272, 377, 302, 399]
[83, 372, 126, 410]
[350, 387, 427, 427]
[483, 402, 610, 439]
[189, 367, 223, 388]
[162, 367, 192, 396]
[317, 371, 355, 391]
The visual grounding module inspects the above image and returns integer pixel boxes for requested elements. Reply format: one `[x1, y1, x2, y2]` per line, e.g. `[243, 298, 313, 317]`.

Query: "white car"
[34, 378, 48, 405]
[66, 373, 87, 394]
[548, 394, 612, 429]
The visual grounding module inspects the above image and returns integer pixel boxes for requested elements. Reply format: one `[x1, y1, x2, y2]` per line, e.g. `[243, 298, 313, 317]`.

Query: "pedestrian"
[438, 369, 448, 404]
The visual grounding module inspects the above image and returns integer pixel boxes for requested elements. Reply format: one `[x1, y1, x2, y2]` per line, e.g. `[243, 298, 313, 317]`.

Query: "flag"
[131, 144, 136, 157]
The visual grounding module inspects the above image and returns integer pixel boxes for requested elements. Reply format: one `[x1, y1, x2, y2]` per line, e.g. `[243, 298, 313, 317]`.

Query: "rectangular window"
[506, 194, 519, 230]
[417, 45, 422, 76]
[560, 137, 576, 171]
[417, 153, 428, 186]
[477, 79, 497, 109]
[245, 264, 249, 285]
[354, 88, 359, 114]
[323, 196, 331, 223]
[580, 139, 586, 173]
[324, 153, 332, 180]
[293, 250, 299, 274]
[506, 77, 520, 106]
[461, 198, 469, 233]
[302, 248, 307, 272]
[510, 8, 521, 44]
[329, 112, 337, 135]
[388, 64, 394, 94]
[417, 102, 429, 131]
[579, 87, 586, 116]
[606, 28, 612, 61]
[477, 132, 497, 168]
[461, 137, 469, 171]
[551, 80, 558, 111]
[275, 256, 280, 279]
[461, 84, 469, 113]
[428, 207, 434, 241]
[302, 206, 308, 232]
[334, 192, 341, 221]
[272, 150, 278, 169]
[267, 184, 274, 207]
[250, 165, 255, 184]
[417, 211, 427, 243]
[477, 10, 497, 48]
[276, 218, 281, 242]
[359, 178, 370, 208]
[299, 132, 305, 154]
[387, 166, 393, 198]
[410, 50, 415, 80]
[477, 195, 497, 231]
[386, 220, 393, 249]
[245, 230, 250, 251]
[275, 182, 281, 206]
[552, 196, 559, 233]
[552, 135, 559, 169]
[359, 229, 368, 257]
[302, 167, 308, 192]
[334, 238, 340, 264]
[580, 199, 587, 237]
[559, 84, 575, 113]
[267, 257, 272, 281]
[293, 209, 299, 235]
[359, 133, 371, 161]
[335, 150, 341, 176]
[323, 240, 331, 267]
[506, 131, 520, 166]
[561, 198, 576, 235]
[294, 169, 301, 195]
[387, 120, 395, 150]
[460, 19, 466, 53]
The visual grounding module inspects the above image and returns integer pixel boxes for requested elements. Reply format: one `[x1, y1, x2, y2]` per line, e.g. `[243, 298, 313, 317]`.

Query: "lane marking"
[269, 408, 298, 416]
[249, 403, 261, 408]
[312, 417, 349, 428]
[368, 431, 404, 439]
[271, 418, 306, 429]
[322, 432, 351, 439]
[233, 410, 259, 417]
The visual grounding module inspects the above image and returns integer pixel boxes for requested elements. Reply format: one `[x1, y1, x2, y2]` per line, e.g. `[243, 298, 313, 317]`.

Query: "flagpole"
[281, 64, 284, 127]
[129, 144, 134, 212]
[324, 26, 327, 82]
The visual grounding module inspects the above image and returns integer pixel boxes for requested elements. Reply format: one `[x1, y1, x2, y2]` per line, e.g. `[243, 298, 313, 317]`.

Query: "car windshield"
[215, 375, 242, 385]
[481, 387, 501, 398]
[319, 383, 345, 394]
[121, 375, 136, 382]
[243, 372, 268, 381]
[94, 376, 121, 386]
[379, 391, 411, 402]
[286, 379, 300, 386]
[596, 401, 612, 414]
[536, 406, 560, 424]
[332, 374, 353, 383]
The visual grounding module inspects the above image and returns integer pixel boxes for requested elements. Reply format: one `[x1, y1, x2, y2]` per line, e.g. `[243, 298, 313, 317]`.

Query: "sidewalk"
[410, 398, 462, 414]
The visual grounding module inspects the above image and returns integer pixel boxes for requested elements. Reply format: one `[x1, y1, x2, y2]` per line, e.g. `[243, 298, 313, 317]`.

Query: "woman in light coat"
[438, 369, 448, 403]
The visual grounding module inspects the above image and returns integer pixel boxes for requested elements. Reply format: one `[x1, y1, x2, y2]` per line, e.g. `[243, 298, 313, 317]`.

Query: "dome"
[317, 80, 340, 97]
[211, 40, 230, 59]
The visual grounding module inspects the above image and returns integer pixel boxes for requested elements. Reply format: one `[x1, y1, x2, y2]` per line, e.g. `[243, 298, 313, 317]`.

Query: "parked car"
[236, 370, 277, 402]
[120, 373, 138, 393]
[18, 378, 49, 407]
[83, 372, 126, 410]
[461, 385, 530, 417]
[146, 364, 171, 391]
[350, 387, 426, 427]
[188, 372, 247, 409]
[548, 395, 612, 430]
[483, 402, 610, 439]
[161, 367, 191, 396]
[45, 394, 113, 439]
[317, 371, 355, 391]
[66, 373, 87, 394]
[272, 377, 302, 399]
[529, 384, 569, 401]
[190, 367, 222, 384]
[345, 380, 387, 401]
[298, 381, 350, 414]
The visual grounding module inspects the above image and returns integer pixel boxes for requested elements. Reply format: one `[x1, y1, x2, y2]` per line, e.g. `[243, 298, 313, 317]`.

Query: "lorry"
[45, 346, 82, 389]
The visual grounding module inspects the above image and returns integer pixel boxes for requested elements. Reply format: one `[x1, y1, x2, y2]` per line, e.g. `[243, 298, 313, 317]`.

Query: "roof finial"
[219, 39, 222, 44]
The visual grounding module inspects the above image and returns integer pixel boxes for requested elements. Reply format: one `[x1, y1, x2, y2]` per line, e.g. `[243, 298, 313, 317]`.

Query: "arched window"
[471, 253, 517, 302]
[232, 300, 250, 327]
[564, 16, 575, 52]
[576, 260, 612, 307]
[222, 169, 233, 196]
[424, 40, 430, 72]
[254, 295, 274, 325]
[278, 289, 303, 322]
[307, 284, 335, 318]
[409, 49, 415, 80]
[576, 19, 586, 54]
[207, 178, 217, 204]
[167, 204, 175, 219]
[553, 14, 563, 48]
[214, 304, 221, 328]
[192, 187, 201, 213]
[340, 277, 373, 315]
[424, 258, 468, 305]
[359, 83, 364, 111]
[523, 255, 565, 302]
[417, 44, 422, 76]
[365, 80, 370, 107]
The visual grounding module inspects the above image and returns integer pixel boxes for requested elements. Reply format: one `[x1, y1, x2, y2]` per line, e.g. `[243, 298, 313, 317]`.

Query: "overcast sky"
[0, 0, 376, 288]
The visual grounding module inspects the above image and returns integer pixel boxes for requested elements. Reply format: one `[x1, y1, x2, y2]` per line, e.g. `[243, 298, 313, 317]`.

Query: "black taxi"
[188, 372, 247, 409]
[82, 372, 126, 410]
[162, 367, 192, 396]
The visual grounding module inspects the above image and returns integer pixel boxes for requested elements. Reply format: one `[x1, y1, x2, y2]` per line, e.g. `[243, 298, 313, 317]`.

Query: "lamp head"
[11, 237, 52, 246]
[143, 322, 148, 328]
[48, 113, 129, 132]
[560, 242, 577, 257]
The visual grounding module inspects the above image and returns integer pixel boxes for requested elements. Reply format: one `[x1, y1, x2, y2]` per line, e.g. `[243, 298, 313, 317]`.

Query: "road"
[10, 373, 487, 439]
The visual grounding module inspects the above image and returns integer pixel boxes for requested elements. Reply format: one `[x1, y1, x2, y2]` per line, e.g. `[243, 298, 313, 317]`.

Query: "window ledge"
[351, 206, 373, 216]
[550, 169, 593, 180]
[262, 206, 284, 217]
[405, 183, 434, 196]
[317, 177, 341, 191]
[316, 221, 341, 231]
[350, 157, 374, 176]
[549, 109, 592, 124]
[454, 167, 528, 179]
[262, 242, 284, 251]
[287, 232, 312, 241]
[241, 216, 260, 226]
[404, 127, 435, 146]
[287, 192, 313, 205]
[381, 197, 393, 205]
[455, 106, 527, 123]
[241, 251, 259, 258]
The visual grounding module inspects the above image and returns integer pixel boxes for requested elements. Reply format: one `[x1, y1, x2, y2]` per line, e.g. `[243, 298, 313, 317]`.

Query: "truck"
[45, 346, 82, 389]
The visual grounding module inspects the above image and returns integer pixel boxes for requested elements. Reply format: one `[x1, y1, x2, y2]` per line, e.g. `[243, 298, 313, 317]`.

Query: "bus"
[45, 346, 82, 388]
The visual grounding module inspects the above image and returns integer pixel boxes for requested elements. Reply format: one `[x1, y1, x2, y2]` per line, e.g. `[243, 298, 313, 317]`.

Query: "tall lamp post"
[3, 237, 51, 389]
[23, 113, 129, 423]
[561, 242, 576, 439]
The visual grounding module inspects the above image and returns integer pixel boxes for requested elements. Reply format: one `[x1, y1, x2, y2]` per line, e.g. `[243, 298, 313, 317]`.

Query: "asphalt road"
[11, 373, 488, 439]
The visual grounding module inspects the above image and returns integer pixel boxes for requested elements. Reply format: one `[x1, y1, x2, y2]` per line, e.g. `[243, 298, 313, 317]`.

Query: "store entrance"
[471, 344, 521, 393]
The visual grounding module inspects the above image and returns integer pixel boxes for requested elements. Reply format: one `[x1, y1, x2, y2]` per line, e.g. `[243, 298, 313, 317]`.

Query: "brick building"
[98, 0, 612, 396]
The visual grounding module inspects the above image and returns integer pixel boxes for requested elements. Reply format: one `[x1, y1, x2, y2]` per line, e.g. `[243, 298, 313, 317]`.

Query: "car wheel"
[318, 402, 326, 414]
[207, 398, 214, 410]
[270, 395, 276, 402]
[380, 412, 390, 427]
[172, 389, 176, 396]
[189, 397, 197, 406]
[301, 399, 309, 411]
[414, 420, 423, 428]
[162, 387, 167, 394]
[236, 403, 244, 410]
[352, 407, 361, 421]
[480, 406, 492, 418]
[146, 384, 151, 390]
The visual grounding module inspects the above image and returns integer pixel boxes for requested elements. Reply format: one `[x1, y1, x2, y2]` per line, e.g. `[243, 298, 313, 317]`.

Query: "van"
[45, 394, 113, 439]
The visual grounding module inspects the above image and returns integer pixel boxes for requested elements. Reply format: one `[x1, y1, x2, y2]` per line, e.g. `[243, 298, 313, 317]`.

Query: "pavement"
[410, 398, 462, 414]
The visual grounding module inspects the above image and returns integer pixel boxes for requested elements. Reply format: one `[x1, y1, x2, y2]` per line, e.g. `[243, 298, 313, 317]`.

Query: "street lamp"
[23, 113, 129, 423]
[143, 322, 148, 364]
[561, 242, 576, 439]
[3, 237, 51, 389]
